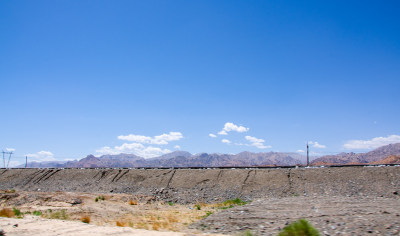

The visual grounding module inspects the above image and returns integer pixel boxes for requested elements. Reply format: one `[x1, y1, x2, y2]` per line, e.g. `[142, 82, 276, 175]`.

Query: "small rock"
[71, 198, 82, 205]
[13, 224, 18, 228]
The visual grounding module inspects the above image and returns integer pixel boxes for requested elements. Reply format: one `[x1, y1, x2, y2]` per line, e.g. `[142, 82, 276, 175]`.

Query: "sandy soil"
[0, 190, 224, 236]
[0, 216, 188, 236]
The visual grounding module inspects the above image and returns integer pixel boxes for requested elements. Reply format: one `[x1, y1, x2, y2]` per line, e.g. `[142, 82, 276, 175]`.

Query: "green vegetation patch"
[95, 195, 105, 202]
[33, 210, 42, 216]
[12, 207, 23, 218]
[219, 198, 248, 209]
[278, 219, 320, 236]
[45, 209, 69, 220]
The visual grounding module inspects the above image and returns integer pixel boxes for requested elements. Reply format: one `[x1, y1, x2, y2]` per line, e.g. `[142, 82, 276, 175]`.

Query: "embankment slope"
[0, 167, 399, 203]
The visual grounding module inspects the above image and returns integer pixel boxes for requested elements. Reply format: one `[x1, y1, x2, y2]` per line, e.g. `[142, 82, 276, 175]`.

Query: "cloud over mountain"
[245, 136, 271, 149]
[26, 151, 56, 162]
[96, 131, 183, 158]
[344, 135, 400, 150]
[118, 132, 183, 145]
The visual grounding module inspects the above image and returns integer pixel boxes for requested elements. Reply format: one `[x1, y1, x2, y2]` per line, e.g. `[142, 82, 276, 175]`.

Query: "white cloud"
[343, 134, 400, 150]
[245, 135, 271, 149]
[5, 148, 15, 152]
[118, 132, 183, 145]
[26, 151, 56, 162]
[96, 143, 171, 158]
[296, 149, 305, 153]
[218, 130, 228, 135]
[218, 122, 249, 135]
[8, 160, 21, 168]
[174, 145, 181, 149]
[221, 139, 231, 144]
[309, 141, 326, 149]
[209, 133, 217, 138]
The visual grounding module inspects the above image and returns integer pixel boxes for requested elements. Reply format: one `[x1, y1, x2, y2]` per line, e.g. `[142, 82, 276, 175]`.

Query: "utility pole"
[2, 151, 5, 168]
[25, 156, 28, 168]
[2, 150, 14, 168]
[6, 151, 13, 168]
[307, 142, 309, 166]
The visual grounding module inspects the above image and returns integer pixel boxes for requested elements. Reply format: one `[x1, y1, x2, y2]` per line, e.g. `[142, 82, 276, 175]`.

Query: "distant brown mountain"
[19, 143, 400, 168]
[368, 155, 400, 165]
[311, 143, 400, 165]
[21, 151, 303, 168]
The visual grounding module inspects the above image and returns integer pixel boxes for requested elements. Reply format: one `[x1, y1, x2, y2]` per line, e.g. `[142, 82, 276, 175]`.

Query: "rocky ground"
[1, 167, 400, 235]
[190, 195, 400, 235]
[1, 190, 400, 235]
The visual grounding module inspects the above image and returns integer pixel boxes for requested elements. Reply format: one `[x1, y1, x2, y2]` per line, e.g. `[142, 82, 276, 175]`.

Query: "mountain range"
[311, 143, 400, 165]
[21, 143, 400, 168]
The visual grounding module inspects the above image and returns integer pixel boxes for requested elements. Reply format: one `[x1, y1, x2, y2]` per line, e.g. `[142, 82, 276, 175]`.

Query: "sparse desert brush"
[32, 210, 42, 216]
[81, 215, 91, 224]
[95, 195, 105, 202]
[46, 209, 69, 220]
[13, 207, 22, 216]
[12, 207, 23, 218]
[152, 222, 161, 230]
[203, 211, 213, 218]
[218, 198, 247, 209]
[240, 230, 254, 236]
[194, 204, 201, 210]
[278, 219, 320, 236]
[0, 208, 15, 218]
[223, 198, 247, 206]
[166, 215, 178, 223]
[116, 220, 127, 227]
[129, 199, 138, 205]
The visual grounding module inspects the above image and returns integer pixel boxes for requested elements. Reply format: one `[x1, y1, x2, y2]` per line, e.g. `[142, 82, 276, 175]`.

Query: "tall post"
[25, 156, 28, 168]
[307, 142, 309, 166]
[6, 151, 13, 169]
[2, 151, 5, 168]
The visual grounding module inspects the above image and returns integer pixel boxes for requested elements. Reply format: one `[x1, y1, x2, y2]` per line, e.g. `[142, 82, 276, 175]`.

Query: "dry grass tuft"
[116, 221, 127, 227]
[81, 215, 91, 224]
[129, 199, 138, 205]
[0, 208, 15, 218]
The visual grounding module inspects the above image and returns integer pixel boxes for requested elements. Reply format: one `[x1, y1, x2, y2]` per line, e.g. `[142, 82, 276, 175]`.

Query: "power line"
[2, 150, 13, 168]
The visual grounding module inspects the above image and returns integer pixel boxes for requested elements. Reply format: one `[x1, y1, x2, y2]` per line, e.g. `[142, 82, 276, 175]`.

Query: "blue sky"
[1, 1, 400, 165]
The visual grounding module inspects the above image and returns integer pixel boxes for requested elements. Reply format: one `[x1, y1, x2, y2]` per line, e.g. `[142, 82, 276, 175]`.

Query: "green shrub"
[241, 230, 254, 236]
[12, 207, 22, 217]
[195, 204, 201, 210]
[219, 198, 248, 209]
[223, 198, 247, 206]
[33, 210, 42, 216]
[95, 196, 105, 202]
[167, 202, 174, 206]
[278, 219, 320, 236]
[203, 211, 213, 218]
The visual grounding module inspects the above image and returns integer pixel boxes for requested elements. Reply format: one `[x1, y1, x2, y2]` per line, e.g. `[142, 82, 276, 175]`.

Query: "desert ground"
[1, 166, 400, 235]
[1, 190, 400, 235]
[0, 190, 226, 235]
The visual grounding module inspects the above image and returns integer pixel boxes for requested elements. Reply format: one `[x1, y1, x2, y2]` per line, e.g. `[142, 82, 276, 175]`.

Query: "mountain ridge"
[18, 143, 400, 168]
